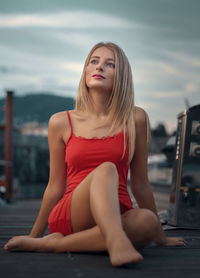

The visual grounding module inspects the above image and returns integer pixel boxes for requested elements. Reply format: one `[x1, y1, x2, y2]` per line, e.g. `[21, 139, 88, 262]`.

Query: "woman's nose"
[96, 63, 104, 71]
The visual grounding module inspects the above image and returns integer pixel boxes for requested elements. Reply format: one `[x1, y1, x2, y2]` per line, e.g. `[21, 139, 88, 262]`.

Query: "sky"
[0, 0, 199, 132]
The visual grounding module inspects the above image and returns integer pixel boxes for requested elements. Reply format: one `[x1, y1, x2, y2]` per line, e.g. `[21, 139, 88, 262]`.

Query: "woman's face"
[85, 46, 115, 93]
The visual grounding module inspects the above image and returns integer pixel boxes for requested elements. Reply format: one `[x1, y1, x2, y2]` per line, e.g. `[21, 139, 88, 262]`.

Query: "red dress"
[48, 111, 133, 235]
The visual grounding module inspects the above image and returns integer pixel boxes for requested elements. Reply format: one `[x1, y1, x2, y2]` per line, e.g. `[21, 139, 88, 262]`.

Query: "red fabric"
[48, 111, 133, 235]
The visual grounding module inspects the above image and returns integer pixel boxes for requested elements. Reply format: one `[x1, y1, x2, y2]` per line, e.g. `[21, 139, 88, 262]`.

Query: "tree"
[151, 123, 168, 137]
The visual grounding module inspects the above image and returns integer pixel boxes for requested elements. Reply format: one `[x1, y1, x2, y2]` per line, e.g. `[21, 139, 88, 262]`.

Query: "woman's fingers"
[155, 236, 187, 246]
[164, 237, 187, 246]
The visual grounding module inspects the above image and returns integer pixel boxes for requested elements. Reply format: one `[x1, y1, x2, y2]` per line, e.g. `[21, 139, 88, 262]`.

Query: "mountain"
[0, 93, 75, 125]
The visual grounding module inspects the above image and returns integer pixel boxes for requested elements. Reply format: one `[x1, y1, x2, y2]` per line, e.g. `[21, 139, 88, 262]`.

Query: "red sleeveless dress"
[48, 111, 133, 235]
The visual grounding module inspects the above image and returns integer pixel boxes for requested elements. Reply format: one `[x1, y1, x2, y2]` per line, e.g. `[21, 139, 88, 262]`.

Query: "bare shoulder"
[134, 106, 148, 126]
[49, 111, 66, 128]
[48, 110, 75, 141]
[49, 110, 75, 128]
[134, 106, 150, 141]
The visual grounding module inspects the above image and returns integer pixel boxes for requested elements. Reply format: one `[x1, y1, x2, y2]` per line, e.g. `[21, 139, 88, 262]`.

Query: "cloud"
[0, 71, 78, 97]
[0, 11, 135, 29]
[165, 50, 200, 68]
[132, 60, 181, 88]
[0, 4, 198, 133]
[152, 90, 184, 99]
[162, 119, 177, 133]
[138, 60, 181, 75]
[156, 63, 180, 75]
[185, 82, 198, 93]
[133, 57, 200, 99]
[52, 32, 95, 49]
[0, 65, 19, 74]
[58, 62, 83, 74]
[135, 101, 160, 110]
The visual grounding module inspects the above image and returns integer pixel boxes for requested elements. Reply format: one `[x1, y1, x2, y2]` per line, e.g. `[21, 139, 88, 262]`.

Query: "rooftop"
[0, 196, 200, 278]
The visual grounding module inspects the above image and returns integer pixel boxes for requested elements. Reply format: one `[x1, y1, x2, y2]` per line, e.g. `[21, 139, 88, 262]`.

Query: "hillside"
[0, 93, 75, 125]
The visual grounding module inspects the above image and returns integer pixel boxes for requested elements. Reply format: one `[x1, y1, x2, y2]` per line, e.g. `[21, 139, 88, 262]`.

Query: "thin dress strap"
[66, 110, 73, 138]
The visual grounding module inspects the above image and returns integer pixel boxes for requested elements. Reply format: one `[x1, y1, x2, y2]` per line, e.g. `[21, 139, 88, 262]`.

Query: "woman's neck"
[88, 89, 111, 117]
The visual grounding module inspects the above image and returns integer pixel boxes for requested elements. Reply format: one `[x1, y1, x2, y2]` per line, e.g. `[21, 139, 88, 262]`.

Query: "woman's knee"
[123, 208, 159, 239]
[94, 162, 119, 181]
[139, 209, 159, 235]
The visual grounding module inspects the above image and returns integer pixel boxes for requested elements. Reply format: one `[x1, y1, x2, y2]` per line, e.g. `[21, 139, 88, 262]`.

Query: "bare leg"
[69, 162, 142, 266]
[55, 208, 158, 251]
[4, 227, 104, 253]
[4, 208, 158, 253]
[4, 162, 158, 265]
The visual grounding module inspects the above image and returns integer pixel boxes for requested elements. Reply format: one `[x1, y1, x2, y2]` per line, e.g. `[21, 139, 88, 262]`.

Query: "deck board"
[0, 198, 200, 278]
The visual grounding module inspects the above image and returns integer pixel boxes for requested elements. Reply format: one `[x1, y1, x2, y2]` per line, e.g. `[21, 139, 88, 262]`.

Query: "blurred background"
[0, 0, 199, 211]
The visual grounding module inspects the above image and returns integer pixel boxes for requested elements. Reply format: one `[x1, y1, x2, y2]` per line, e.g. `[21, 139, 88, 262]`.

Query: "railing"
[0, 91, 13, 201]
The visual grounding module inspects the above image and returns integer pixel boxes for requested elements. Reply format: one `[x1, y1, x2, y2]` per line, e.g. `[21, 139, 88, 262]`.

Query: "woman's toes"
[3, 244, 8, 251]
[4, 241, 18, 251]
[108, 231, 143, 266]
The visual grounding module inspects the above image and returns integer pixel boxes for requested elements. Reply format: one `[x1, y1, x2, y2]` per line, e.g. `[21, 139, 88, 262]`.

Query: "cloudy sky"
[0, 0, 199, 132]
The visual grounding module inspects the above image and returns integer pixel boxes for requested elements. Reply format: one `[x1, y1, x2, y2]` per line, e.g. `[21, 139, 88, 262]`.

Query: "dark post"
[5, 91, 13, 201]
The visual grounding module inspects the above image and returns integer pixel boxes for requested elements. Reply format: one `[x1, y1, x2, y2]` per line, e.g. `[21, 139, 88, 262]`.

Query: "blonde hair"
[76, 42, 136, 163]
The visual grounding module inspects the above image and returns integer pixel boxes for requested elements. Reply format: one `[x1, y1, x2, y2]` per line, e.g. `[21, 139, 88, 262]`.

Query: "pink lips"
[92, 74, 105, 79]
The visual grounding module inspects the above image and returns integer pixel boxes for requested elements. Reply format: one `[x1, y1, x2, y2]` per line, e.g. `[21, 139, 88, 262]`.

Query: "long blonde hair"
[76, 42, 136, 163]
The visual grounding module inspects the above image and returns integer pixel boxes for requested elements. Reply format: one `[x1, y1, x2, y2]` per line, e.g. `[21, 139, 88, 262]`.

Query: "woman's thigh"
[70, 170, 95, 233]
[70, 162, 118, 233]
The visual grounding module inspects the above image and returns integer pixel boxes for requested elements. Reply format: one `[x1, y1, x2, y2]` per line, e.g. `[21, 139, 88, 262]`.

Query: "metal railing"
[0, 91, 13, 201]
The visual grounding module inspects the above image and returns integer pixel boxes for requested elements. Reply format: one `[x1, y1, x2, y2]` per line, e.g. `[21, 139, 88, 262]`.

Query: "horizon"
[0, 91, 185, 134]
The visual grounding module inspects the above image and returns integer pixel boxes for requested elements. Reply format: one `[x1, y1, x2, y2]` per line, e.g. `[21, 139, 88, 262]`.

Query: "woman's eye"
[107, 63, 115, 68]
[90, 59, 98, 64]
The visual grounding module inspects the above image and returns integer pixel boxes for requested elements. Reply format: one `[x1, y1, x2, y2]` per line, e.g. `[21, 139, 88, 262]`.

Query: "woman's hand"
[154, 236, 187, 246]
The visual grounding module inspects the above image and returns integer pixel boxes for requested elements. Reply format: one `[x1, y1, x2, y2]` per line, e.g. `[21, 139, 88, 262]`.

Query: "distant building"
[20, 122, 48, 137]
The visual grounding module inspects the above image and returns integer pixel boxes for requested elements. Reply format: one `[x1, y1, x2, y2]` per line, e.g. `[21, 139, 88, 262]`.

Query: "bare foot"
[4, 236, 30, 251]
[4, 233, 64, 252]
[107, 230, 143, 266]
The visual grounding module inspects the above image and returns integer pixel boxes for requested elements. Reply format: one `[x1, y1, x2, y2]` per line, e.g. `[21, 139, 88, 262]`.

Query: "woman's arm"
[29, 112, 68, 237]
[130, 107, 185, 246]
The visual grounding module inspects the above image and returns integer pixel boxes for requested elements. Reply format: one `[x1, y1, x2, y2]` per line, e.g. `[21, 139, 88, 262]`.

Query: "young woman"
[4, 42, 185, 266]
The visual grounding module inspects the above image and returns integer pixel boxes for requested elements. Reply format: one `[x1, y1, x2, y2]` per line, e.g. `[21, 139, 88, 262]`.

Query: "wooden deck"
[0, 195, 200, 278]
